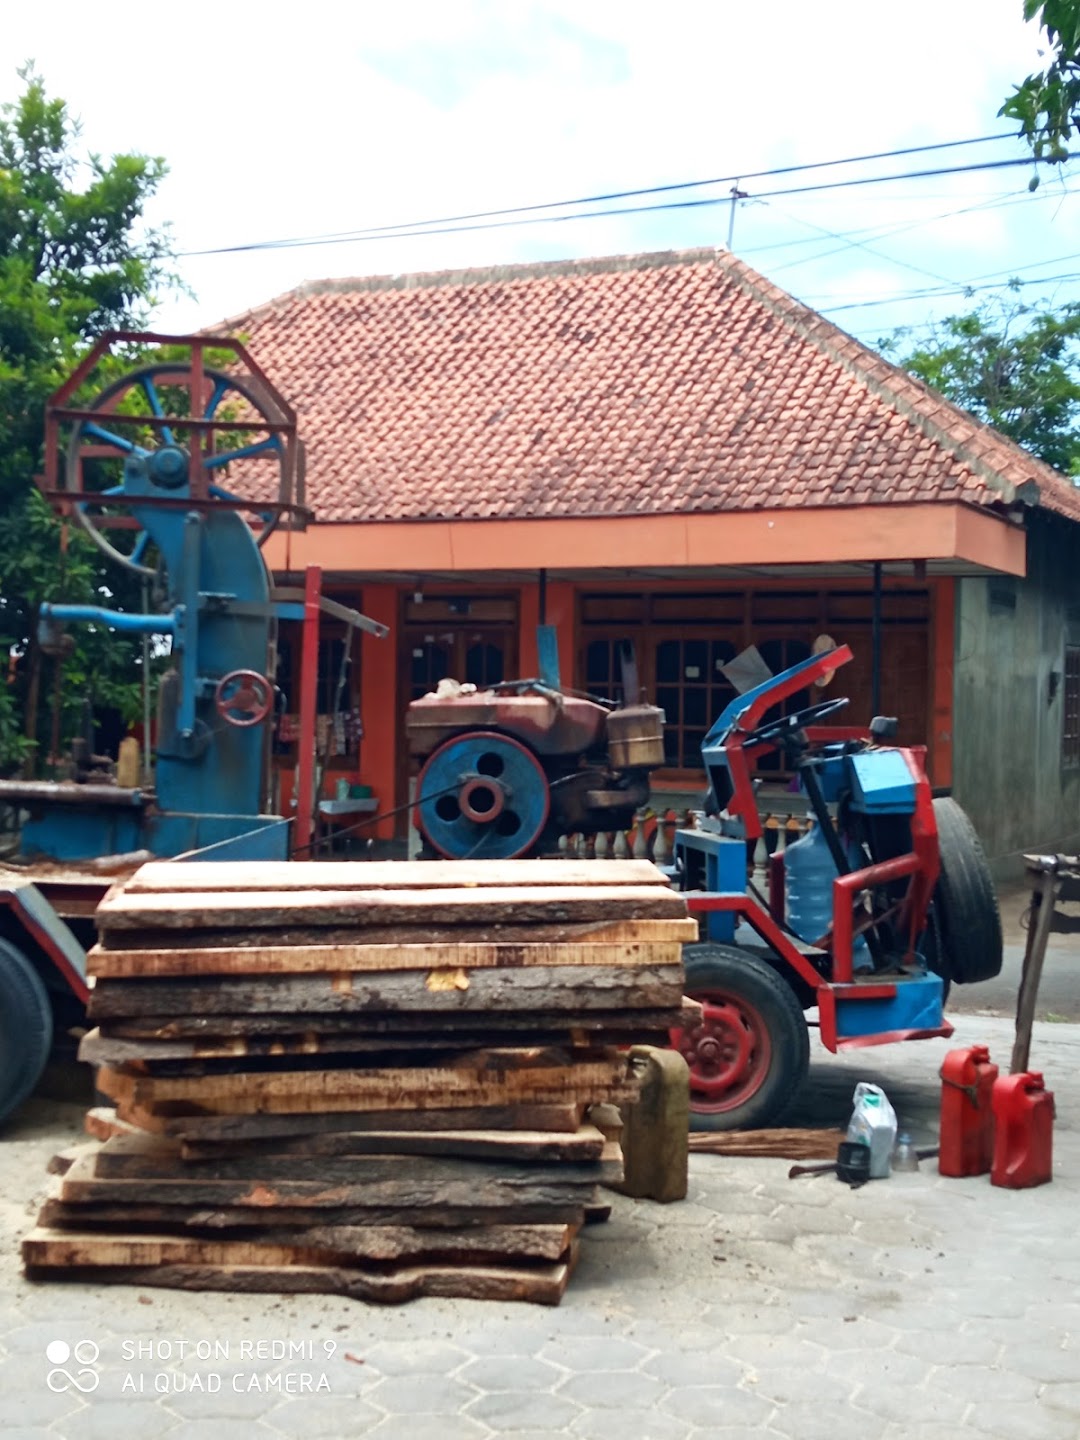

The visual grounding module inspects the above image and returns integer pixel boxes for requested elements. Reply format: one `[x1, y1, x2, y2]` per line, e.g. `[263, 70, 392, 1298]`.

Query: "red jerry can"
[991, 1071, 1055, 1190]
[938, 1045, 998, 1177]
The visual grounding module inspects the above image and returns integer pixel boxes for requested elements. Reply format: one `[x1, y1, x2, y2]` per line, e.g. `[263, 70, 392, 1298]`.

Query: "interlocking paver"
[3, 1013, 1079, 1440]
[466, 1390, 583, 1431]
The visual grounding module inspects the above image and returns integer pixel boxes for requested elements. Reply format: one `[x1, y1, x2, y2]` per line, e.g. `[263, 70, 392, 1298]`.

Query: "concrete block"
[612, 1045, 690, 1203]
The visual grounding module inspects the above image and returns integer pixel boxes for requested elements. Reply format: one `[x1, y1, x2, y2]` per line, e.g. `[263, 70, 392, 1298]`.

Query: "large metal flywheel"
[415, 731, 550, 859]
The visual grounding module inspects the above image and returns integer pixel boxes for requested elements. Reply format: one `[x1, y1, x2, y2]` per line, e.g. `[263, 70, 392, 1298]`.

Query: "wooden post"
[1011, 855, 1062, 1075]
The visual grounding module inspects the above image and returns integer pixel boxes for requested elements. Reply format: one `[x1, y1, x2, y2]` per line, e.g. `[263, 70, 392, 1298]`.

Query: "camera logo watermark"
[46, 1340, 101, 1394]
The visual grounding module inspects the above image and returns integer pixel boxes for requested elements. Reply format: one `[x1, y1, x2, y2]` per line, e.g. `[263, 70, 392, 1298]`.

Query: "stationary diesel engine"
[406, 683, 666, 859]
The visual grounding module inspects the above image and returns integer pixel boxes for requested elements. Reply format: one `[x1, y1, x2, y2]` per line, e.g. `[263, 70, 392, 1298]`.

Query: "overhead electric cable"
[183, 134, 1034, 258]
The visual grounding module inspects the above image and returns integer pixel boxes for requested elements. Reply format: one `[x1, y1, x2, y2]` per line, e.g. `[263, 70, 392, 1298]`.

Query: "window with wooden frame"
[577, 586, 932, 775]
[1064, 646, 1080, 767]
[273, 622, 362, 762]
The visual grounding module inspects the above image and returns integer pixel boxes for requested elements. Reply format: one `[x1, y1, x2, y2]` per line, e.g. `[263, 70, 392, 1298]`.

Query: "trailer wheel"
[0, 938, 53, 1130]
[931, 798, 1003, 985]
[673, 944, 809, 1131]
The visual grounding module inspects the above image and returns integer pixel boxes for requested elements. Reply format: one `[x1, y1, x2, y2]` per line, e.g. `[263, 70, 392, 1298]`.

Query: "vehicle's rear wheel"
[0, 938, 53, 1130]
[931, 798, 1003, 984]
[672, 943, 810, 1131]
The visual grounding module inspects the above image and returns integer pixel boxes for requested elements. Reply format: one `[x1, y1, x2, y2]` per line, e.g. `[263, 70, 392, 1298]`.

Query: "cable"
[183, 137, 1041, 259]
[815, 267, 1080, 317]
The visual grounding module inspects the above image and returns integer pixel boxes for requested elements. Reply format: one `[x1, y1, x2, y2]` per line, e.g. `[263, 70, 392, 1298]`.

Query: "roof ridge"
[213, 249, 720, 331]
[715, 252, 1079, 515]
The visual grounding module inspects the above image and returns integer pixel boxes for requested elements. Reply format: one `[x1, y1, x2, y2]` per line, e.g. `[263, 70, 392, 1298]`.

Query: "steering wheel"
[215, 669, 273, 728]
[740, 696, 850, 749]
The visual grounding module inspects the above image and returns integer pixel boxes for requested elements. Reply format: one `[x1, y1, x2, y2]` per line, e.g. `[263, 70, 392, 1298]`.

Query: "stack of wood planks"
[24, 858, 692, 1305]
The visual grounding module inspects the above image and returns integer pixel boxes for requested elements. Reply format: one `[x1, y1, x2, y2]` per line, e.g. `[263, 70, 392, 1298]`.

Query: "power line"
[183, 133, 1032, 258]
[815, 267, 1080, 317]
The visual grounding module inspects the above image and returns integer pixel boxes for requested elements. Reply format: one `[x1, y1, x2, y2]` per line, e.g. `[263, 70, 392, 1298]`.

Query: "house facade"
[225, 248, 1080, 871]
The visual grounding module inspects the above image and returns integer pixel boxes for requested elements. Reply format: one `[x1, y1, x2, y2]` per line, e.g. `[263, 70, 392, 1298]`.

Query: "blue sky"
[2, 1, 1070, 351]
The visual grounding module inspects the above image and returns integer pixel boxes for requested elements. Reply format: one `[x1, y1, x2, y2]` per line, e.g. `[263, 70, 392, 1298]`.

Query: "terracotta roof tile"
[220, 248, 1080, 526]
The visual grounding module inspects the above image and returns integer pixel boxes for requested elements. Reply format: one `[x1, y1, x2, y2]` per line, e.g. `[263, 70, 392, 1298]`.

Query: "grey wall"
[952, 510, 1080, 874]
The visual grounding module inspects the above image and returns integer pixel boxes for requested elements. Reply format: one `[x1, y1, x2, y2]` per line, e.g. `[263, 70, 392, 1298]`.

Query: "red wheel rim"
[671, 992, 772, 1114]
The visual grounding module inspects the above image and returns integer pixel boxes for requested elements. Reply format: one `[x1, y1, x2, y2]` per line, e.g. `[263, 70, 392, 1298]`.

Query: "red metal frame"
[293, 566, 323, 854]
[720, 645, 858, 841]
[0, 890, 89, 1004]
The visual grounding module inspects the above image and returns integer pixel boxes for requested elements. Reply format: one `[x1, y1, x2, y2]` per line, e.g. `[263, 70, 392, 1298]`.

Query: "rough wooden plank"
[38, 1196, 590, 1231]
[24, 1251, 578, 1305]
[60, 1168, 607, 1215]
[125, 859, 666, 894]
[119, 1103, 585, 1141]
[687, 1128, 847, 1159]
[85, 1107, 141, 1142]
[88, 964, 685, 1020]
[85, 1026, 673, 1064]
[98, 918, 695, 953]
[91, 1136, 623, 1187]
[177, 1125, 607, 1164]
[94, 1006, 688, 1042]
[23, 1222, 575, 1265]
[87, 933, 692, 980]
[95, 884, 688, 932]
[94, 1052, 634, 1114]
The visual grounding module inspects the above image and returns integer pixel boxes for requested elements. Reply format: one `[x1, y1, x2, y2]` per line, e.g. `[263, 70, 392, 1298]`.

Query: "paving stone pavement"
[1, 1010, 1078, 1439]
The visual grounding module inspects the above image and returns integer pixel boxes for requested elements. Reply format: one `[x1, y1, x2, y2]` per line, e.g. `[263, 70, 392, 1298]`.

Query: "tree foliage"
[883, 296, 1080, 477]
[0, 65, 176, 771]
[1001, 1, 1080, 164]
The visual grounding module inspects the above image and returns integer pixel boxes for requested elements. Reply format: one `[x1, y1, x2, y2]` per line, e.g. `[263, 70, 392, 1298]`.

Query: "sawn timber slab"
[22, 1222, 575, 1265]
[23, 1251, 579, 1305]
[87, 964, 685, 1019]
[38, 1195, 590, 1230]
[94, 884, 688, 932]
[116, 1103, 585, 1141]
[176, 1124, 607, 1163]
[86, 933, 692, 980]
[124, 858, 666, 893]
[90, 1135, 623, 1187]
[94, 1053, 634, 1114]
[58, 1154, 608, 1212]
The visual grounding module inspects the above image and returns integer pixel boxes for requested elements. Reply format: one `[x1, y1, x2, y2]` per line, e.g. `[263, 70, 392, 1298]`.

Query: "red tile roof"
[222, 248, 1080, 526]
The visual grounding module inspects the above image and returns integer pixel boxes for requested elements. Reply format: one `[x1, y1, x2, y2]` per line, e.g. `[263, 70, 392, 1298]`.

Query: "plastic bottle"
[786, 823, 870, 970]
[846, 1083, 897, 1179]
[892, 1132, 919, 1173]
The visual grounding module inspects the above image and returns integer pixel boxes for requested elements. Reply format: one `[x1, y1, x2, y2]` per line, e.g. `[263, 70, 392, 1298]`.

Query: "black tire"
[931, 798, 1003, 985]
[0, 938, 54, 1130]
[674, 943, 810, 1131]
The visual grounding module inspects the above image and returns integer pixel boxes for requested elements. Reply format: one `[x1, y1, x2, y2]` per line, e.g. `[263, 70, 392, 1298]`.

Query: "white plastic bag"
[846, 1082, 897, 1179]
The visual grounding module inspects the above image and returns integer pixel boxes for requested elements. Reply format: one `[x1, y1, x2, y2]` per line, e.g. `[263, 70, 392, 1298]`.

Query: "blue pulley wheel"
[415, 731, 550, 859]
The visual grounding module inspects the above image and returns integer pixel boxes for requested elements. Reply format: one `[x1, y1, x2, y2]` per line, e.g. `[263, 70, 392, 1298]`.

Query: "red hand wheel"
[215, 669, 273, 728]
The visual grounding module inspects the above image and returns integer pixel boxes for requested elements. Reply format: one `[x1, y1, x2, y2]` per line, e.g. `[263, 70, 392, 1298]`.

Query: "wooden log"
[38, 1196, 590, 1231]
[94, 1052, 634, 1115]
[94, 884, 688, 933]
[88, 964, 685, 1021]
[124, 858, 665, 893]
[22, 1222, 575, 1265]
[23, 1251, 578, 1305]
[87, 934, 692, 980]
[176, 1125, 607, 1164]
[91, 1135, 623, 1188]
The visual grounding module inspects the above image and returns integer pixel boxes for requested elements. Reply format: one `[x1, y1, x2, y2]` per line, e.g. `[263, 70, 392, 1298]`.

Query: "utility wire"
[815, 267, 1080, 316]
[183, 134, 1033, 258]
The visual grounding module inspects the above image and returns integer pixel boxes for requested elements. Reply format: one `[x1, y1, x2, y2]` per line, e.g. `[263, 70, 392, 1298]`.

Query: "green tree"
[0, 65, 175, 771]
[882, 297, 1080, 477]
[1001, 2, 1080, 163]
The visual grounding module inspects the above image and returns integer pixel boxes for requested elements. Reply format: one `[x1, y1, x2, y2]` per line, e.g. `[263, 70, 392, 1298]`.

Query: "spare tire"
[931, 798, 1003, 984]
